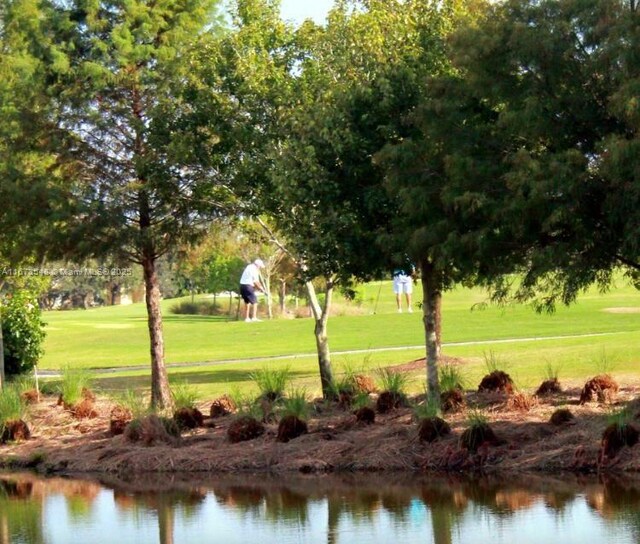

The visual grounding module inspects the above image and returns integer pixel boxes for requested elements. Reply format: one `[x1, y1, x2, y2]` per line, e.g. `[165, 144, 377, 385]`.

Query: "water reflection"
[1, 471, 640, 543]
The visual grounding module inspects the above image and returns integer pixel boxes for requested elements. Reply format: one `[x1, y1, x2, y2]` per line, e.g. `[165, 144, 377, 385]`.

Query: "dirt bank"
[2, 381, 640, 475]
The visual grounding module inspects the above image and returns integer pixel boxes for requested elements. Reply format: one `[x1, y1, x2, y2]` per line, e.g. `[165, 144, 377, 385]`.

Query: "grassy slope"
[39, 279, 640, 399]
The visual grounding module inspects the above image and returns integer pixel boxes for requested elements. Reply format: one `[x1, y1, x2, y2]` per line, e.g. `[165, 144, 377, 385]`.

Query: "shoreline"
[2, 386, 640, 476]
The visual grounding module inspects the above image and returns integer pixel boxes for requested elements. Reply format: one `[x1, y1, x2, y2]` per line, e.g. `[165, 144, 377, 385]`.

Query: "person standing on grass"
[240, 258, 266, 322]
[392, 261, 415, 313]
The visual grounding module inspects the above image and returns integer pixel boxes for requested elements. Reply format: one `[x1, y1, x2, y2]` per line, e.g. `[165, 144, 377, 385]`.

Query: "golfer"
[392, 264, 414, 313]
[240, 258, 266, 322]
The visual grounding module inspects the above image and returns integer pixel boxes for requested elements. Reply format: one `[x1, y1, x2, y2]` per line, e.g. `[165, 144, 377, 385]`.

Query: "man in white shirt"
[239, 258, 266, 322]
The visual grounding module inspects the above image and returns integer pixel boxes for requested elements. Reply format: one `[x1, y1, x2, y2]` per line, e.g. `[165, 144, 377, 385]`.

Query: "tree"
[2, 0, 235, 407]
[0, 0, 75, 387]
[429, 0, 640, 309]
[263, 0, 474, 398]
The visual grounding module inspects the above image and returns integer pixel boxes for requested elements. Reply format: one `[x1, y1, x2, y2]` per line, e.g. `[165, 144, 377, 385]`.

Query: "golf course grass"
[38, 278, 640, 399]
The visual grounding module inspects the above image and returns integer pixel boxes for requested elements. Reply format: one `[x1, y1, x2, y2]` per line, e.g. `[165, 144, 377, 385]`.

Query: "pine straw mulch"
[3, 381, 640, 476]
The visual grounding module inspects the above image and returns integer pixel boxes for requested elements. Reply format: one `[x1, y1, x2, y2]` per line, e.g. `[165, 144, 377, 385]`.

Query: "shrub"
[1, 290, 46, 376]
[169, 301, 220, 316]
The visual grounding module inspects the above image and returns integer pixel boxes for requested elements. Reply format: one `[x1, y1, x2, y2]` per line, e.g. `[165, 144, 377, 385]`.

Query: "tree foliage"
[1, 290, 46, 376]
[435, 0, 640, 309]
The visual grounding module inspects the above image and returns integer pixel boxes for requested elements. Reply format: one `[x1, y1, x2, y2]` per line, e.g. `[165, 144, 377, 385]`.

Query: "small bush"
[1, 290, 46, 377]
[169, 300, 220, 316]
[251, 366, 290, 402]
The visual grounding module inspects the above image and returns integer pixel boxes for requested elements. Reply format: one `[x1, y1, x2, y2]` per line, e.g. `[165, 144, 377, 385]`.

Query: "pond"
[1, 471, 639, 544]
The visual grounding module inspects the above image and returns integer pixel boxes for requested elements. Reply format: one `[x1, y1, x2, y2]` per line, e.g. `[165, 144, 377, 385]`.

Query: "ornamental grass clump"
[536, 363, 563, 396]
[12, 375, 40, 405]
[414, 396, 450, 443]
[460, 410, 501, 453]
[478, 352, 514, 394]
[227, 390, 265, 443]
[108, 389, 147, 436]
[375, 368, 409, 413]
[277, 389, 309, 443]
[0, 385, 30, 443]
[601, 408, 639, 459]
[331, 368, 357, 409]
[352, 392, 375, 424]
[251, 366, 290, 403]
[439, 364, 465, 413]
[171, 381, 203, 430]
[58, 366, 96, 418]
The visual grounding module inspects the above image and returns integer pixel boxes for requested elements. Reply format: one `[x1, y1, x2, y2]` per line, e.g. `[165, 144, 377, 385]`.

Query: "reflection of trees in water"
[6, 470, 640, 542]
[586, 476, 640, 542]
[0, 478, 44, 544]
[112, 488, 207, 544]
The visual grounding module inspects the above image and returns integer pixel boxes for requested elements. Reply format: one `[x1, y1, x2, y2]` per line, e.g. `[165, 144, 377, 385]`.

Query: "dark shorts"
[240, 284, 257, 304]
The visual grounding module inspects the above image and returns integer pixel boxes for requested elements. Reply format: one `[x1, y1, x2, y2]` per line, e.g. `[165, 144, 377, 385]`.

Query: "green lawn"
[38, 278, 640, 399]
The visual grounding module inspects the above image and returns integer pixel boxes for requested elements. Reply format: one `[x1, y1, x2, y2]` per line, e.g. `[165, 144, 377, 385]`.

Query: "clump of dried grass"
[507, 391, 538, 412]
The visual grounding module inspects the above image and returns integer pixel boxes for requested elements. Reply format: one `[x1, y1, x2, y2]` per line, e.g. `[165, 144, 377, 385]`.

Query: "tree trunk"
[306, 278, 335, 399]
[420, 258, 442, 398]
[142, 255, 173, 409]
[278, 280, 286, 315]
[263, 272, 273, 319]
[0, 311, 4, 390]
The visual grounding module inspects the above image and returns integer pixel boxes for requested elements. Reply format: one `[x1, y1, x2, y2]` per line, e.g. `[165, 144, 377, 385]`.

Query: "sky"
[279, 0, 335, 26]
